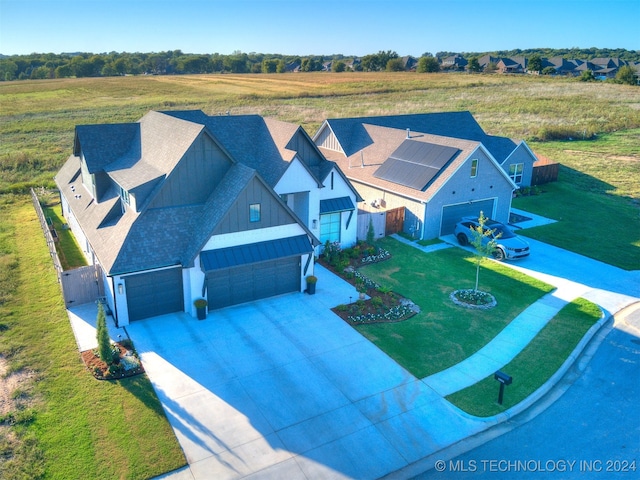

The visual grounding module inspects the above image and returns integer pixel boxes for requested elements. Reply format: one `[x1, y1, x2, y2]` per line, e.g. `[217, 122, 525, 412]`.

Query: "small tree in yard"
[366, 217, 375, 245]
[96, 303, 112, 365]
[469, 211, 501, 292]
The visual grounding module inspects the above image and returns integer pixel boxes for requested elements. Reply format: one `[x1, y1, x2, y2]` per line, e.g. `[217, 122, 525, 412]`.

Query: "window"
[330, 172, 334, 190]
[470, 159, 478, 178]
[249, 203, 261, 222]
[320, 213, 341, 243]
[509, 163, 524, 184]
[119, 186, 130, 213]
[120, 187, 130, 205]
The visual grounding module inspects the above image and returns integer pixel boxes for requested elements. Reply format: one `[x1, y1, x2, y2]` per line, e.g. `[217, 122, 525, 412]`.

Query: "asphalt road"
[414, 316, 640, 480]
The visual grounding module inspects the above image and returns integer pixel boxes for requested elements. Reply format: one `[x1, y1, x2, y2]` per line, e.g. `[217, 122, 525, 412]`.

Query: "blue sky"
[1, 0, 638, 56]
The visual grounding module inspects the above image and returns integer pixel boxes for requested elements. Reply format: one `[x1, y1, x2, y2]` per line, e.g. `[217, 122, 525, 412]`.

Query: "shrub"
[366, 217, 375, 245]
[96, 303, 112, 365]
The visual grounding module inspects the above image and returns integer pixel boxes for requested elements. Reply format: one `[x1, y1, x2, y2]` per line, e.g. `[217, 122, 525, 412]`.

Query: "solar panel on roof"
[373, 140, 459, 190]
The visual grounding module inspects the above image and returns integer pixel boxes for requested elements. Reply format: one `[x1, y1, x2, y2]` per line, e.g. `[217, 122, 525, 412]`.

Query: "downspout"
[421, 202, 427, 240]
[111, 276, 119, 327]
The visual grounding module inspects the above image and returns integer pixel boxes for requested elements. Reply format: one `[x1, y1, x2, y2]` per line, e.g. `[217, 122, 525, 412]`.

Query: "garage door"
[440, 199, 495, 235]
[206, 257, 300, 309]
[125, 268, 184, 321]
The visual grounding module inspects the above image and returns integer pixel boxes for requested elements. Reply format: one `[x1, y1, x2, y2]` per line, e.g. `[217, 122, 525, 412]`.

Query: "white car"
[454, 217, 530, 260]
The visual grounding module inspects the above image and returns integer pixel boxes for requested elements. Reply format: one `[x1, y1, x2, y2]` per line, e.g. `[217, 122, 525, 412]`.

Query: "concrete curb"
[464, 307, 610, 426]
[383, 305, 617, 480]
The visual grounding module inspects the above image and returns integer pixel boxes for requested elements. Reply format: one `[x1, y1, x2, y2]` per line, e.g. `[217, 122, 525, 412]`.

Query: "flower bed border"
[450, 289, 497, 310]
[81, 343, 145, 380]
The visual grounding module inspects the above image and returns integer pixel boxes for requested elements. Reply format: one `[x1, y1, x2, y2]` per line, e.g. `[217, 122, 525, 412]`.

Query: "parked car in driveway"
[454, 217, 530, 260]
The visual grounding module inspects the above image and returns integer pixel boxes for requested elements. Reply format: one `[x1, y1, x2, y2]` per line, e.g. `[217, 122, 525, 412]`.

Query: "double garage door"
[206, 257, 300, 310]
[125, 268, 184, 322]
[440, 199, 495, 236]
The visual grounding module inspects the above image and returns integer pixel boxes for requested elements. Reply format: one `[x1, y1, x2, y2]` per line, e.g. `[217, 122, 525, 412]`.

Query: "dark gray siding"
[287, 130, 323, 167]
[214, 176, 297, 234]
[149, 133, 233, 209]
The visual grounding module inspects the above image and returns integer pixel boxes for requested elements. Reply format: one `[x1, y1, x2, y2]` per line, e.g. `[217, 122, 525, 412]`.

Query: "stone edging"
[450, 289, 497, 310]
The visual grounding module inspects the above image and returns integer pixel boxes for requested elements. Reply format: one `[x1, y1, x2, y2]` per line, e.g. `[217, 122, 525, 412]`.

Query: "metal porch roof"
[200, 235, 312, 272]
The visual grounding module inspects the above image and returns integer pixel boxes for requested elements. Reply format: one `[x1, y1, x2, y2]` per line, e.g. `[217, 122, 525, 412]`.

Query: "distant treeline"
[1, 47, 638, 81]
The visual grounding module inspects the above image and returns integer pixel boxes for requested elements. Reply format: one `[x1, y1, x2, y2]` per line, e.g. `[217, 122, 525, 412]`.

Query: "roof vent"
[406, 128, 410, 139]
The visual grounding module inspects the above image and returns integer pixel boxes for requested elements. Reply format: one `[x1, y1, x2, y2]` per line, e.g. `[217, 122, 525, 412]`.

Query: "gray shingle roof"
[162, 111, 289, 187]
[320, 124, 487, 203]
[322, 112, 518, 163]
[57, 110, 333, 276]
[74, 123, 140, 173]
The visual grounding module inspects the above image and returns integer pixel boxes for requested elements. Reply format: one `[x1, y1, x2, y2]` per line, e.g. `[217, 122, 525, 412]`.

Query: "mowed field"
[1, 72, 639, 198]
[0, 72, 638, 478]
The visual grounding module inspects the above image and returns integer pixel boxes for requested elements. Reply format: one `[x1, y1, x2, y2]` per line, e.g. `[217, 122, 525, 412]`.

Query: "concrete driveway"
[127, 265, 487, 480]
[124, 233, 639, 480]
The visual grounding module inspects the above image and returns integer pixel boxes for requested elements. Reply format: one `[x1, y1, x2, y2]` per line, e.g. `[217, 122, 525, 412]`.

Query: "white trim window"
[249, 203, 261, 222]
[120, 186, 130, 213]
[470, 159, 478, 178]
[509, 163, 524, 184]
[320, 212, 341, 244]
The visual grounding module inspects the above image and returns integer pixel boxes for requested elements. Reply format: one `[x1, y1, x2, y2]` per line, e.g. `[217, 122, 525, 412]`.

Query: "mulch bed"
[81, 343, 145, 380]
[318, 255, 418, 325]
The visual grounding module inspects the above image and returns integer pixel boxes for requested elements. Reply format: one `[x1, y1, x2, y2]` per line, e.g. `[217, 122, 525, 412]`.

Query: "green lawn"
[0, 197, 185, 480]
[357, 237, 554, 377]
[447, 297, 601, 417]
[42, 203, 87, 270]
[514, 182, 639, 270]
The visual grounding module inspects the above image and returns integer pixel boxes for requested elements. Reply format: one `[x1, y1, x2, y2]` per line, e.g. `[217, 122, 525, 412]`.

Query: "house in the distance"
[55, 110, 361, 325]
[314, 112, 536, 240]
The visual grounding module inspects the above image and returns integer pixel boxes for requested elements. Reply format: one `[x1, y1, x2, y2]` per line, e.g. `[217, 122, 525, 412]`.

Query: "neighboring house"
[497, 56, 527, 74]
[472, 55, 632, 78]
[477, 54, 501, 71]
[313, 112, 536, 240]
[441, 55, 467, 71]
[401, 56, 418, 71]
[55, 110, 361, 325]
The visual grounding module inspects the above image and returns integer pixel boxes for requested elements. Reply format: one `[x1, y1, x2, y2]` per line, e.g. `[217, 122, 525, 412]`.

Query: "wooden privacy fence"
[532, 162, 559, 185]
[357, 207, 405, 241]
[532, 155, 559, 186]
[30, 188, 103, 308]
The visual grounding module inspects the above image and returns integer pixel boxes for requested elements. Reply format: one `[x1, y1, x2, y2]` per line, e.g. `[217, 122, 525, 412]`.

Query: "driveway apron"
[128, 266, 486, 479]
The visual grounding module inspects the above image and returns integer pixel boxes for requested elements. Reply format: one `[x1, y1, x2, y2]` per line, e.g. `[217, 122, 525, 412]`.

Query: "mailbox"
[494, 371, 512, 385]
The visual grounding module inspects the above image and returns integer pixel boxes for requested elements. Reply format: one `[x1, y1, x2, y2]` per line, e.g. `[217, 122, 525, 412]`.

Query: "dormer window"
[120, 186, 130, 212]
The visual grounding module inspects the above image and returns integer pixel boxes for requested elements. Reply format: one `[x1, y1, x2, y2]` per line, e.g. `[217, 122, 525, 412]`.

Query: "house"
[496, 56, 527, 74]
[313, 112, 537, 240]
[55, 110, 361, 325]
[401, 56, 418, 71]
[441, 55, 467, 71]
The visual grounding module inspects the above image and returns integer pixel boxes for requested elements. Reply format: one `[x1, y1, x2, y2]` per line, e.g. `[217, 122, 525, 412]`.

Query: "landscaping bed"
[318, 240, 419, 325]
[81, 340, 144, 380]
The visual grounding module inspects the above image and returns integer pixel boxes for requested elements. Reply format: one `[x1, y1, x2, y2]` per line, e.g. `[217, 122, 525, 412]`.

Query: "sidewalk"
[423, 284, 587, 396]
[391, 228, 638, 399]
